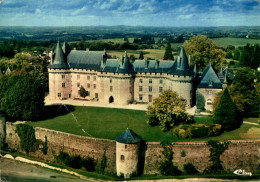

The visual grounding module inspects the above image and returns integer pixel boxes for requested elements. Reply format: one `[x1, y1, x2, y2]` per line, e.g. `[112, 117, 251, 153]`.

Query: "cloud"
[0, 0, 259, 26]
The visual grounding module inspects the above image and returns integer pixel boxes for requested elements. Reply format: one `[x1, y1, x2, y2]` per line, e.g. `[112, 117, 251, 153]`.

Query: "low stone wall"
[4, 122, 260, 175]
[5, 122, 116, 173]
[143, 140, 260, 174]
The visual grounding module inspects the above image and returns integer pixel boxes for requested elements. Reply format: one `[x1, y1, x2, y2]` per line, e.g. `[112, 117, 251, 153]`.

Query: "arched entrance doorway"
[109, 96, 114, 103]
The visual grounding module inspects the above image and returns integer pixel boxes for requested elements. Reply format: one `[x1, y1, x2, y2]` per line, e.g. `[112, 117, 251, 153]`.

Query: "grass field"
[212, 38, 260, 48]
[106, 49, 166, 60]
[28, 106, 260, 142]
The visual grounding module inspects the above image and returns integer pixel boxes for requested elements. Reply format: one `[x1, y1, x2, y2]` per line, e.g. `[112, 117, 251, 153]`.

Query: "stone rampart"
[4, 122, 260, 175]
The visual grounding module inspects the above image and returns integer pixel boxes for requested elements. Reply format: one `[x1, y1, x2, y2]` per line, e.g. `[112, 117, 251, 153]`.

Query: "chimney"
[145, 60, 149, 69]
[155, 60, 160, 69]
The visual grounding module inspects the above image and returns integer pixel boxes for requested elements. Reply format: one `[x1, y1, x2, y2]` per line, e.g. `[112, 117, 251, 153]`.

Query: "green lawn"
[28, 106, 260, 142]
[212, 38, 260, 48]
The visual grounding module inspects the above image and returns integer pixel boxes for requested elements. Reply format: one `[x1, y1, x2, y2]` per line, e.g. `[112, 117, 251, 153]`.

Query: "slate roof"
[133, 59, 174, 73]
[198, 63, 222, 89]
[49, 43, 193, 76]
[115, 129, 141, 144]
[67, 50, 104, 70]
[62, 41, 71, 57]
[49, 42, 69, 69]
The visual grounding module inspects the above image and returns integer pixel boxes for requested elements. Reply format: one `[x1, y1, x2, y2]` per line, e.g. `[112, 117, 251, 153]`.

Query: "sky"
[0, 0, 260, 27]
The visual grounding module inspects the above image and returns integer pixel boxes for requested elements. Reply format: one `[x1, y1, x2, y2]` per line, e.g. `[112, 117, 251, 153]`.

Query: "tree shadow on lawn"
[37, 104, 75, 121]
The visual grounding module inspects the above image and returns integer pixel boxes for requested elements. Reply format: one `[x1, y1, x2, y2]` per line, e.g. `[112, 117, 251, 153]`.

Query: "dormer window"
[209, 81, 214, 86]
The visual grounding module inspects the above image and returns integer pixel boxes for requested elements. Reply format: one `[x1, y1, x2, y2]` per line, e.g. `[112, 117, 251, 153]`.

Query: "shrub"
[42, 136, 48, 155]
[82, 157, 96, 172]
[159, 142, 182, 176]
[172, 124, 222, 138]
[196, 92, 205, 111]
[204, 140, 229, 174]
[16, 124, 37, 153]
[184, 163, 199, 175]
[57, 151, 95, 171]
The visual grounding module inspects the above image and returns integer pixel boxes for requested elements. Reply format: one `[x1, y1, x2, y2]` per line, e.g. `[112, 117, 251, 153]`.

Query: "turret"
[116, 129, 141, 178]
[49, 42, 69, 69]
[223, 71, 228, 88]
[62, 41, 71, 58]
[178, 47, 189, 70]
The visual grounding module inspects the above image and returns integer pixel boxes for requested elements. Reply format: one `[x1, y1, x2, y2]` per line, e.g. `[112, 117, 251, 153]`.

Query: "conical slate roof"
[62, 41, 71, 57]
[49, 42, 69, 69]
[168, 47, 193, 76]
[115, 129, 141, 144]
[198, 63, 222, 89]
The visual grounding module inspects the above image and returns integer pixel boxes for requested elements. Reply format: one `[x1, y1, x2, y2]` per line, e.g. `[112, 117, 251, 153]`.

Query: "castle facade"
[48, 42, 194, 107]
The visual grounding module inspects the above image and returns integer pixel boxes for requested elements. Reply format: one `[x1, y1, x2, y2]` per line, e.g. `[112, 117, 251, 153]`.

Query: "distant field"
[28, 106, 260, 142]
[212, 38, 260, 48]
[107, 49, 166, 60]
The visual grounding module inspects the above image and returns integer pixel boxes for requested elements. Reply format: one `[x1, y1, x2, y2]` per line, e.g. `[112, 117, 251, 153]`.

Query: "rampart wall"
[4, 122, 260, 175]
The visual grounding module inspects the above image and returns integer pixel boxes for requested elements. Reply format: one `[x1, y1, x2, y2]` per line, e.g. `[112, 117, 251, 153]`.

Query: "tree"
[229, 68, 259, 117]
[183, 35, 225, 71]
[213, 88, 242, 131]
[139, 51, 144, 59]
[233, 49, 240, 60]
[147, 90, 193, 131]
[163, 40, 173, 60]
[1, 73, 45, 121]
[196, 92, 205, 110]
[79, 86, 88, 98]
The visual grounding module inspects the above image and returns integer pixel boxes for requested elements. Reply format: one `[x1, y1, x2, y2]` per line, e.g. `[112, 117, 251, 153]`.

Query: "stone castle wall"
[143, 140, 260, 174]
[5, 122, 116, 173]
[48, 68, 193, 106]
[4, 122, 260, 175]
[197, 88, 222, 111]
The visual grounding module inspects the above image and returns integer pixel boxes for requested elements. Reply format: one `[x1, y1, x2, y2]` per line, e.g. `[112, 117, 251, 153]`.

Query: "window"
[58, 93, 61, 97]
[77, 83, 80, 87]
[139, 94, 143, 101]
[125, 145, 127, 149]
[149, 95, 153, 102]
[139, 86, 143, 92]
[94, 84, 96, 89]
[62, 75, 65, 79]
[207, 99, 212, 105]
[77, 75, 80, 79]
[95, 93, 98, 98]
[110, 79, 112, 83]
[139, 79, 143, 83]
[87, 84, 90, 88]
[208, 90, 212, 95]
[69, 94, 71, 98]
[149, 86, 152, 92]
[149, 79, 152, 84]
[160, 79, 163, 84]
[94, 76, 96, 81]
[159, 87, 163, 93]
[121, 155, 124, 161]
[110, 86, 113, 92]
[87, 76, 90, 80]
[62, 83, 65, 88]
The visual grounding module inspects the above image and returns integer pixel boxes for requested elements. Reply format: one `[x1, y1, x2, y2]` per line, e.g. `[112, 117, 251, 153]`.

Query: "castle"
[48, 42, 231, 110]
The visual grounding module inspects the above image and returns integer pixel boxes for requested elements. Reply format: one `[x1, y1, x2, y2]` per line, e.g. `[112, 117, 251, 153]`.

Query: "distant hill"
[0, 26, 260, 41]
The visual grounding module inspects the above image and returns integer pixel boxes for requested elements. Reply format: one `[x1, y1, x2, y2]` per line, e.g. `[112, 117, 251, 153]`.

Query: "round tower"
[115, 129, 141, 178]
